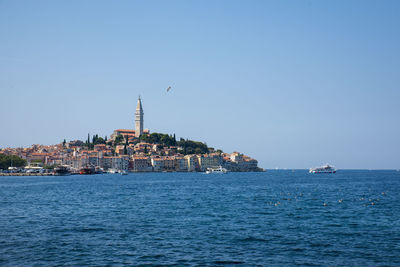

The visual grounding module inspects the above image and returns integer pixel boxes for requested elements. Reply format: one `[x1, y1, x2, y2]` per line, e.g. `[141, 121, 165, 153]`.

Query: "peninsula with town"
[0, 97, 262, 175]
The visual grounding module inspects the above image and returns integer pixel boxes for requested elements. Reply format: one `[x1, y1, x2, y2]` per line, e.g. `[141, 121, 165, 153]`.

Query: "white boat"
[205, 166, 228, 174]
[120, 170, 128, 175]
[309, 164, 336, 173]
[107, 169, 118, 174]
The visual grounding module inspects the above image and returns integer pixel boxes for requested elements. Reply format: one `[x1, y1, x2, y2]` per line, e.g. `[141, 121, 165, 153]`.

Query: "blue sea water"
[0, 170, 399, 266]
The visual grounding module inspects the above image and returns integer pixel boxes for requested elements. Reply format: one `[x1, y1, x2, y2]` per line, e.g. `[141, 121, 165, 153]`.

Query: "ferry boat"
[205, 166, 228, 174]
[309, 164, 336, 174]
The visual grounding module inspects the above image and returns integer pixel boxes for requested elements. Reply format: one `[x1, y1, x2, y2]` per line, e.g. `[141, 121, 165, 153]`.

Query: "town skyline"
[1, 1, 399, 169]
[0, 96, 262, 174]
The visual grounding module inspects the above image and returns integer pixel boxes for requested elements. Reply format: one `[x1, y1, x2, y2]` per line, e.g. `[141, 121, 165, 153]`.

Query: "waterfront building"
[151, 157, 164, 172]
[101, 156, 113, 170]
[223, 153, 259, 172]
[235, 156, 259, 171]
[88, 155, 99, 167]
[71, 157, 81, 170]
[80, 155, 89, 167]
[197, 154, 222, 171]
[163, 157, 175, 171]
[175, 156, 188, 171]
[49, 156, 63, 166]
[185, 155, 198, 172]
[130, 156, 152, 172]
[135, 96, 144, 137]
[112, 156, 129, 171]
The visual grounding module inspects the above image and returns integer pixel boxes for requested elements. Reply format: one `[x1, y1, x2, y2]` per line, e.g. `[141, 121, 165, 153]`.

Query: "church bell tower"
[135, 96, 144, 137]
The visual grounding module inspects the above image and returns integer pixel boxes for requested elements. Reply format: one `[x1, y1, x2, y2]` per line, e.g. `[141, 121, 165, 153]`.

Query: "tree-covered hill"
[139, 133, 211, 155]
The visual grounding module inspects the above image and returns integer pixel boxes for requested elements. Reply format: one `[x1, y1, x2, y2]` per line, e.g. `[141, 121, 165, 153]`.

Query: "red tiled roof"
[31, 153, 50, 156]
[115, 129, 136, 133]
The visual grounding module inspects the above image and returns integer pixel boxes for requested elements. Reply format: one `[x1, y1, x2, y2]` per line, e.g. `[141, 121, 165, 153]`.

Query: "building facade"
[131, 156, 152, 172]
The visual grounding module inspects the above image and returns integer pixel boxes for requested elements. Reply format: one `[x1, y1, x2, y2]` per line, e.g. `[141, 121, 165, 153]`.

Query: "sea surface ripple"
[0, 170, 399, 266]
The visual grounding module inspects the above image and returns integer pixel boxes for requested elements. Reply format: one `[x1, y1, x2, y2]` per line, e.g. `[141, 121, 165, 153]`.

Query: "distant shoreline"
[2, 169, 399, 176]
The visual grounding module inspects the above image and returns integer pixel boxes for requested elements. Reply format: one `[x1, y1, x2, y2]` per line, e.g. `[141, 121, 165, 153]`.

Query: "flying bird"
[166, 86, 171, 92]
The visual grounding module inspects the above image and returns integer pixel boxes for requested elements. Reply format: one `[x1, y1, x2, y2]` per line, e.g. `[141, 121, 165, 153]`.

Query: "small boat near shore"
[309, 164, 336, 174]
[205, 166, 228, 174]
[107, 169, 118, 174]
[53, 166, 71, 176]
[79, 166, 95, 175]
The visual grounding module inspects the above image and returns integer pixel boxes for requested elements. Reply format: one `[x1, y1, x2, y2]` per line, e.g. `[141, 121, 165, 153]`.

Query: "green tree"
[123, 136, 128, 155]
[86, 133, 93, 149]
[139, 133, 177, 146]
[94, 137, 105, 145]
[138, 133, 209, 155]
[0, 154, 27, 169]
[177, 139, 208, 155]
[44, 165, 56, 170]
[115, 135, 124, 145]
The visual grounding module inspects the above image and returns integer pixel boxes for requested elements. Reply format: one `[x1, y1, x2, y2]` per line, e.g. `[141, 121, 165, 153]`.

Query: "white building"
[230, 152, 243, 163]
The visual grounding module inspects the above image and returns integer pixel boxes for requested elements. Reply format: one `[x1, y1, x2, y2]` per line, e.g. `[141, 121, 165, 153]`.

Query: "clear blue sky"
[1, 0, 399, 169]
